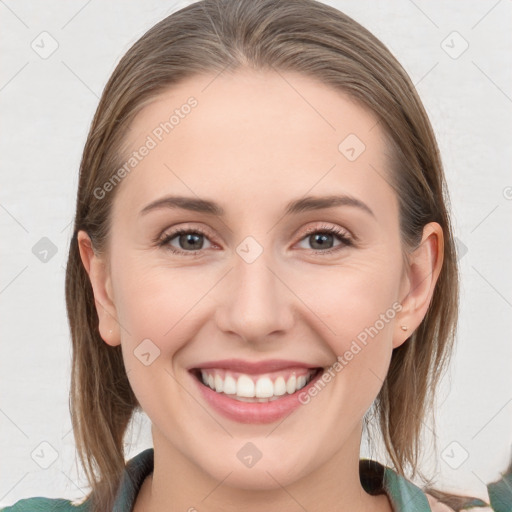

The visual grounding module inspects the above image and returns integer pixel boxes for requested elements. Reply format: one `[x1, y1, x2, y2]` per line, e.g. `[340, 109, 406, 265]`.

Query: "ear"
[77, 230, 121, 347]
[394, 222, 444, 349]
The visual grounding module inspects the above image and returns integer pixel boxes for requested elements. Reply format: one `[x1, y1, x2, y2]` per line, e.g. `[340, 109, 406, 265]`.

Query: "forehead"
[113, 69, 395, 219]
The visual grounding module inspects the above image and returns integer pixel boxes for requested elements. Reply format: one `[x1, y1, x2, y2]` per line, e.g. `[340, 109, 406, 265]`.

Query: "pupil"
[181, 233, 202, 250]
[311, 233, 332, 250]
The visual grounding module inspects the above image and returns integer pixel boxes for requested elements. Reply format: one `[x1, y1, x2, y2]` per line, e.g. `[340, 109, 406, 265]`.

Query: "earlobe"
[393, 222, 444, 349]
[76, 230, 121, 347]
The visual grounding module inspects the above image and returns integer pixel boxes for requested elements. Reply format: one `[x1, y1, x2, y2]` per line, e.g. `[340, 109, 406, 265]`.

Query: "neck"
[135, 422, 392, 512]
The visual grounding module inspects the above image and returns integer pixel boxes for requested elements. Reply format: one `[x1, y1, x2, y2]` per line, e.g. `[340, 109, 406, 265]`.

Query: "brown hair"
[65, 0, 478, 510]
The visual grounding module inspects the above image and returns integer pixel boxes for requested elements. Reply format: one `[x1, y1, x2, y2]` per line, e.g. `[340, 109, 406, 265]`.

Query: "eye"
[296, 224, 353, 254]
[157, 227, 214, 255]
[156, 223, 353, 257]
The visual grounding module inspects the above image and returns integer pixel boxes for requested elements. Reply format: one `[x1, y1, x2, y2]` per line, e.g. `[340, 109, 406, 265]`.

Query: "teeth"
[237, 375, 255, 397]
[274, 376, 287, 396]
[199, 368, 317, 400]
[214, 374, 223, 393]
[255, 376, 274, 398]
[223, 375, 237, 394]
[286, 374, 297, 394]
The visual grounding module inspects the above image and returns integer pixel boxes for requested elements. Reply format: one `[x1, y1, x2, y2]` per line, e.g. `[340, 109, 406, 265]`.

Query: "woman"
[1, 0, 502, 510]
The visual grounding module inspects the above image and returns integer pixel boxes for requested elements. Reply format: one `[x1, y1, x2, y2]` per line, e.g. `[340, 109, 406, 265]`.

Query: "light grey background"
[1, 0, 511, 506]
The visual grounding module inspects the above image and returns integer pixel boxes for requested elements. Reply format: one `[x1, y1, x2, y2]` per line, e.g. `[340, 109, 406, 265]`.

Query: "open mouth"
[190, 367, 324, 403]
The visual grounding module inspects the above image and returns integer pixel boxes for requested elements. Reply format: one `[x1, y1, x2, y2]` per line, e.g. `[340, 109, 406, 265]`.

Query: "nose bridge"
[216, 239, 294, 341]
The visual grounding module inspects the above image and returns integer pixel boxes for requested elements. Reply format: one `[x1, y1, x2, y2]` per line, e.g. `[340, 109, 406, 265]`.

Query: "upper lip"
[189, 359, 321, 374]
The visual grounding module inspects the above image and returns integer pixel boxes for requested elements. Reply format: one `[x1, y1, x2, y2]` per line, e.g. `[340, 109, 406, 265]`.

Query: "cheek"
[291, 256, 401, 407]
[291, 257, 401, 346]
[111, 256, 212, 361]
[104, 239, 199, 427]
[111, 262, 203, 421]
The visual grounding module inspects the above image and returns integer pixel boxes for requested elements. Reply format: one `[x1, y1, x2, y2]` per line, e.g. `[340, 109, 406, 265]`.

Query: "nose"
[215, 245, 295, 347]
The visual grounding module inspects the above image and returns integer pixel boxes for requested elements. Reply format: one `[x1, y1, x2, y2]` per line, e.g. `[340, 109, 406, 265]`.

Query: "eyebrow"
[139, 194, 375, 218]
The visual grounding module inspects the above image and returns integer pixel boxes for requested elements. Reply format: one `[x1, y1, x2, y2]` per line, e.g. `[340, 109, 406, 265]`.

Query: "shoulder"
[0, 497, 89, 512]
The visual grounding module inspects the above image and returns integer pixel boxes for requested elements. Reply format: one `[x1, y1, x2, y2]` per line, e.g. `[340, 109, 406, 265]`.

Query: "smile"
[193, 368, 322, 402]
[188, 359, 326, 423]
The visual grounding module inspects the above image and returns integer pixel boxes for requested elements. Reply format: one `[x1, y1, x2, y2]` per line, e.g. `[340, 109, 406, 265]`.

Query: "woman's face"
[85, 70, 418, 489]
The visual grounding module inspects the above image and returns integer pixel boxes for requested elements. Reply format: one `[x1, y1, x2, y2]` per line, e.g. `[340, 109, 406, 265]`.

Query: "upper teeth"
[199, 369, 316, 399]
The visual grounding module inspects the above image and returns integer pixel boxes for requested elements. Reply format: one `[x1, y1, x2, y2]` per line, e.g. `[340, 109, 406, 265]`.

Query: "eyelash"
[156, 223, 353, 257]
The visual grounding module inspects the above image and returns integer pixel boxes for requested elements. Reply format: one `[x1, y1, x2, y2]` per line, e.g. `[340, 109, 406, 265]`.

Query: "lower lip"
[190, 369, 324, 424]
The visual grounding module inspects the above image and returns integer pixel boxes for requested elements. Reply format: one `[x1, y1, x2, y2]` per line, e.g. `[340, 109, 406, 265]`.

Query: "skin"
[78, 69, 443, 512]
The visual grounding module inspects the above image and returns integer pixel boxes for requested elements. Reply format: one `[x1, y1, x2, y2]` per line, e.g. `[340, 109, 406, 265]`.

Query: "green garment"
[1, 448, 504, 511]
